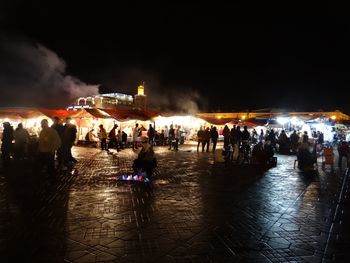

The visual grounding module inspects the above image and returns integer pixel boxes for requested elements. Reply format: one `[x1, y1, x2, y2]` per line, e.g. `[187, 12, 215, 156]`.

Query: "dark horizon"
[1, 3, 350, 113]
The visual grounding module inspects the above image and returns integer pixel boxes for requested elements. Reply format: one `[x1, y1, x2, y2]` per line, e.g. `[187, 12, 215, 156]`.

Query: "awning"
[38, 108, 77, 119]
[70, 108, 111, 119]
[101, 108, 160, 121]
[0, 107, 45, 119]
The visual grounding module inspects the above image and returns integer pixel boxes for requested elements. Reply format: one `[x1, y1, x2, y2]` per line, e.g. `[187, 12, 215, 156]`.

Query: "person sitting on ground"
[297, 143, 316, 170]
[264, 140, 274, 159]
[278, 130, 290, 154]
[85, 129, 98, 147]
[252, 141, 267, 164]
[132, 138, 157, 179]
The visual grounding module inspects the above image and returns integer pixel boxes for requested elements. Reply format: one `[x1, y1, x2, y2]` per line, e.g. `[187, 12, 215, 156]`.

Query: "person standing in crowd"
[251, 128, 258, 144]
[202, 127, 211, 152]
[98, 124, 108, 151]
[51, 116, 65, 166]
[108, 124, 119, 150]
[197, 126, 204, 152]
[230, 125, 236, 145]
[116, 129, 122, 150]
[337, 141, 349, 168]
[223, 125, 230, 148]
[259, 129, 264, 142]
[241, 126, 250, 142]
[38, 119, 61, 174]
[174, 125, 181, 151]
[168, 124, 175, 150]
[277, 130, 288, 153]
[159, 129, 165, 145]
[14, 123, 30, 161]
[164, 125, 169, 146]
[290, 130, 300, 153]
[317, 131, 324, 144]
[302, 131, 309, 144]
[235, 126, 242, 146]
[267, 129, 276, 150]
[62, 117, 78, 166]
[132, 123, 139, 150]
[211, 126, 219, 152]
[147, 124, 155, 146]
[121, 130, 128, 148]
[1, 122, 14, 167]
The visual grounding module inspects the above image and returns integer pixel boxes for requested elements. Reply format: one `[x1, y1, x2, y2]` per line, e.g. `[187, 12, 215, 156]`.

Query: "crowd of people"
[1, 117, 77, 173]
[2, 118, 350, 177]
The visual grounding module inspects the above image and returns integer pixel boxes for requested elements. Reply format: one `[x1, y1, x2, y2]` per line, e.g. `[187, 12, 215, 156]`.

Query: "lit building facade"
[68, 85, 147, 110]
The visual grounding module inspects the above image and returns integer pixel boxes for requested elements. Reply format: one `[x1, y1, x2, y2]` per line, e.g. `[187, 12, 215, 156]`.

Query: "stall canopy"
[0, 107, 46, 119]
[70, 108, 111, 119]
[38, 108, 77, 119]
[101, 108, 160, 121]
[196, 117, 235, 125]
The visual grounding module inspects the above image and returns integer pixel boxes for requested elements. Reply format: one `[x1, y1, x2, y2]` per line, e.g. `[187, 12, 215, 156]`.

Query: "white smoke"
[111, 68, 205, 113]
[0, 36, 99, 107]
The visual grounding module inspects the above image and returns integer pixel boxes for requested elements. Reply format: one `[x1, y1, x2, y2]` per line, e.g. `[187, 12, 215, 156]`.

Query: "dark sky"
[1, 2, 350, 112]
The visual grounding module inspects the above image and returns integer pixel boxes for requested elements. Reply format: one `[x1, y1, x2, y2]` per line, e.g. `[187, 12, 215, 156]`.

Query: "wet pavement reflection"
[0, 144, 349, 262]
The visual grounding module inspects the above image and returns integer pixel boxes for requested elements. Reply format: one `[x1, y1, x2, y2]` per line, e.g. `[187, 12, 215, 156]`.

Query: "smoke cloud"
[0, 36, 99, 108]
[148, 88, 203, 114]
[102, 68, 207, 114]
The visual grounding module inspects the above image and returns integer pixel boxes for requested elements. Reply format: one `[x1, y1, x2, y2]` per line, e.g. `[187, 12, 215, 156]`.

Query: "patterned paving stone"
[0, 145, 350, 262]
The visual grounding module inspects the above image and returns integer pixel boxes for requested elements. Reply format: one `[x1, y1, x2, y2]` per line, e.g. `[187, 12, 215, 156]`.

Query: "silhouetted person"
[108, 124, 119, 149]
[147, 124, 155, 146]
[252, 142, 267, 163]
[133, 138, 157, 178]
[1, 122, 14, 167]
[202, 127, 211, 152]
[259, 129, 264, 142]
[197, 127, 203, 152]
[290, 130, 300, 153]
[14, 123, 30, 161]
[338, 141, 349, 168]
[211, 126, 219, 152]
[122, 131, 128, 148]
[168, 124, 175, 150]
[223, 125, 230, 148]
[241, 126, 250, 141]
[174, 125, 181, 151]
[267, 129, 276, 150]
[62, 117, 77, 166]
[317, 131, 324, 144]
[132, 123, 139, 150]
[297, 143, 315, 170]
[98, 124, 108, 151]
[38, 119, 61, 174]
[302, 131, 309, 144]
[51, 116, 64, 165]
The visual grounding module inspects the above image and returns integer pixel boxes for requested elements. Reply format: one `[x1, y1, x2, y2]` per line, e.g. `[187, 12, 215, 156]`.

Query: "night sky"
[1, 3, 349, 113]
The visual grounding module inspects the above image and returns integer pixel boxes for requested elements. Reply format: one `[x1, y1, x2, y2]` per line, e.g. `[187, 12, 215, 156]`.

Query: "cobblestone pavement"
[0, 144, 349, 262]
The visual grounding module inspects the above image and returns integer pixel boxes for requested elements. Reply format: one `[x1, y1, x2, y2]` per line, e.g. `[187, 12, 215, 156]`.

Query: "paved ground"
[0, 144, 349, 262]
